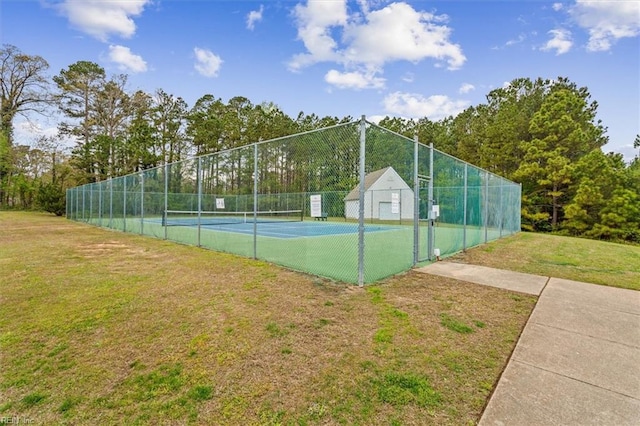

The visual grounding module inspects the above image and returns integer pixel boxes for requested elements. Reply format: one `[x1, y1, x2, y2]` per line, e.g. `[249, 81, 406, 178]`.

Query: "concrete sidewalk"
[418, 262, 548, 296]
[416, 262, 640, 425]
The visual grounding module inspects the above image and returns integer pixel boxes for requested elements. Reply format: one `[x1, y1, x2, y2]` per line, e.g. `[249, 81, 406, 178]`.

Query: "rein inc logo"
[0, 418, 34, 424]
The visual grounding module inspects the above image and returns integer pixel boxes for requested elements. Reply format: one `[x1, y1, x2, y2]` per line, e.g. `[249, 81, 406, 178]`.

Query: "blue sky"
[3, 0, 639, 161]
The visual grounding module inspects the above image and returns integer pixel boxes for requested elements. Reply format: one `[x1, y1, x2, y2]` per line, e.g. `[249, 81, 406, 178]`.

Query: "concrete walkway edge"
[417, 262, 548, 296]
[415, 262, 640, 425]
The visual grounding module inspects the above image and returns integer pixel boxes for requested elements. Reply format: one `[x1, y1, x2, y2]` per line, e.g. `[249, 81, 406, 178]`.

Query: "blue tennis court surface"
[147, 219, 400, 239]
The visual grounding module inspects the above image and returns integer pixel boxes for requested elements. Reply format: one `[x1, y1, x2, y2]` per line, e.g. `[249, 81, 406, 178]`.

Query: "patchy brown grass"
[0, 212, 535, 424]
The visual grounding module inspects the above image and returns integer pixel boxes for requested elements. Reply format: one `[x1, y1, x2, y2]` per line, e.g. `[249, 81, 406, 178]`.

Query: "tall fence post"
[358, 115, 366, 286]
[413, 134, 419, 265]
[98, 182, 102, 227]
[89, 184, 93, 223]
[109, 179, 113, 228]
[253, 143, 258, 260]
[427, 143, 434, 261]
[463, 163, 468, 251]
[499, 180, 503, 238]
[81, 185, 85, 221]
[518, 183, 522, 232]
[164, 163, 168, 240]
[484, 173, 489, 243]
[123, 177, 127, 232]
[197, 157, 202, 247]
[140, 172, 145, 236]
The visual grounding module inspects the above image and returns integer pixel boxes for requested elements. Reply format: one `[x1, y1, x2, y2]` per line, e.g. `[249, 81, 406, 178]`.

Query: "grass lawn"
[450, 232, 640, 291]
[0, 211, 535, 425]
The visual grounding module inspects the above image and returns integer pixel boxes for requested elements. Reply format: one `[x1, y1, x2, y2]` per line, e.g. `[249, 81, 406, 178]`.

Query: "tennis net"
[162, 209, 304, 227]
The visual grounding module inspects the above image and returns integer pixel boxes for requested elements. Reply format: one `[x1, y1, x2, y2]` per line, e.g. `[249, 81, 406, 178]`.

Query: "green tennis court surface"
[89, 216, 499, 283]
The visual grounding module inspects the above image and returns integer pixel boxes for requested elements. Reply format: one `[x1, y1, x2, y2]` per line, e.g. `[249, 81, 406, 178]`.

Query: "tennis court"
[97, 214, 489, 283]
[68, 119, 521, 284]
[151, 209, 398, 239]
[162, 221, 396, 239]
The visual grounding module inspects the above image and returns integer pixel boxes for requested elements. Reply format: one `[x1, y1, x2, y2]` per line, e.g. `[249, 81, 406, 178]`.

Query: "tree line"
[1, 44, 639, 242]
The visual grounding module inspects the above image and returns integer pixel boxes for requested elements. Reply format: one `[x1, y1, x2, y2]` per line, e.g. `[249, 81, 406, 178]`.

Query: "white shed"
[344, 167, 414, 220]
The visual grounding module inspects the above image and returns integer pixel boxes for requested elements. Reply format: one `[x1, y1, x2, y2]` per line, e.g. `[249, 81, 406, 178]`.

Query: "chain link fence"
[67, 118, 521, 285]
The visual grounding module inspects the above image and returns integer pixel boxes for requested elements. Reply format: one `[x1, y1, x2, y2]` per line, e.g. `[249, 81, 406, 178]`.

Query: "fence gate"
[418, 177, 433, 262]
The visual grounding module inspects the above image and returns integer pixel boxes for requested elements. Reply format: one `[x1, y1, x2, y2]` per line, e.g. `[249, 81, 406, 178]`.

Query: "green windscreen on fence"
[67, 118, 521, 284]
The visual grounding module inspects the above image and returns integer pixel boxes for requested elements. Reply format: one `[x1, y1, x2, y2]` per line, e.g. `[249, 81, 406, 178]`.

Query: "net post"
[413, 134, 419, 265]
[358, 115, 366, 286]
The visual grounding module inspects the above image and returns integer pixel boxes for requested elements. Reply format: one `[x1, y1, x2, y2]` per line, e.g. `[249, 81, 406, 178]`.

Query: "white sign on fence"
[431, 204, 440, 219]
[310, 194, 322, 217]
[216, 198, 225, 209]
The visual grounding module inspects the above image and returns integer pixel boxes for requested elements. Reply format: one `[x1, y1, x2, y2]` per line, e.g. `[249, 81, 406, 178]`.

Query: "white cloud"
[325, 69, 385, 89]
[383, 92, 469, 121]
[505, 33, 526, 46]
[289, 0, 348, 71]
[56, 0, 150, 41]
[552, 3, 564, 12]
[569, 0, 640, 51]
[247, 5, 264, 30]
[541, 28, 573, 55]
[108, 45, 147, 73]
[15, 119, 58, 141]
[12, 117, 75, 151]
[607, 142, 637, 163]
[342, 2, 466, 70]
[194, 47, 223, 77]
[289, 1, 465, 89]
[458, 83, 475, 94]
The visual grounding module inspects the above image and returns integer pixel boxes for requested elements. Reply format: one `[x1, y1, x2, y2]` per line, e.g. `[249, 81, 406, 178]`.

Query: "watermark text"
[0, 417, 34, 424]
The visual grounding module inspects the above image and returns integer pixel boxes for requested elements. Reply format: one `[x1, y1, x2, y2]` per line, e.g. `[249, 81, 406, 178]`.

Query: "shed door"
[379, 202, 394, 220]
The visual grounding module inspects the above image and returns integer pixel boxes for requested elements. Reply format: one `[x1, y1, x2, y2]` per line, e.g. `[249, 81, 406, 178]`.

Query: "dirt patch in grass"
[77, 241, 164, 259]
[0, 212, 536, 424]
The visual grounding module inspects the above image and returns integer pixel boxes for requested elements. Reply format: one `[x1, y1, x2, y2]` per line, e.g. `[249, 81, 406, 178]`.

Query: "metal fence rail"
[67, 117, 521, 285]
